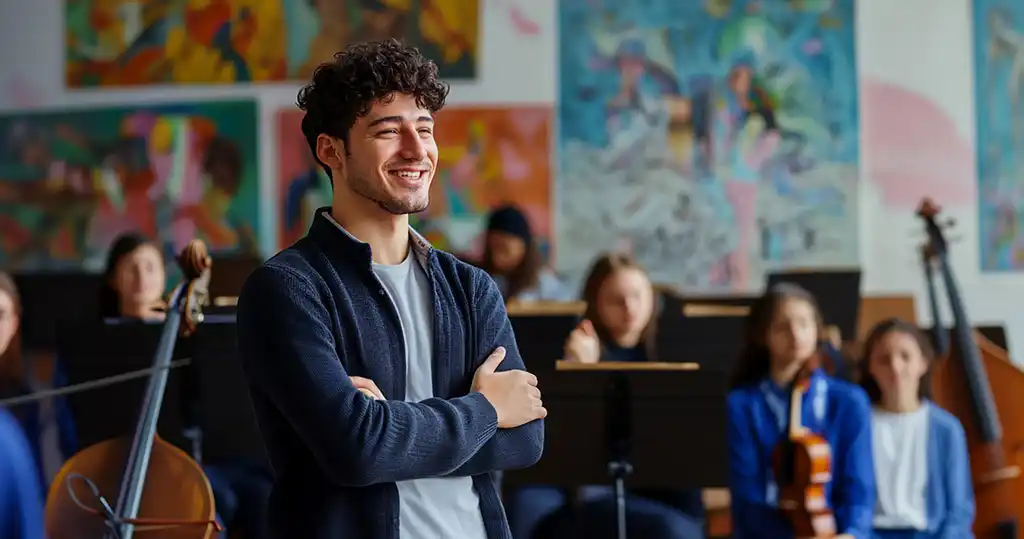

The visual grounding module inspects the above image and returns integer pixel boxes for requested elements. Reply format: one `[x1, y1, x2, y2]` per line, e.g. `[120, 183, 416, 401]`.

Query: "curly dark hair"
[296, 39, 450, 181]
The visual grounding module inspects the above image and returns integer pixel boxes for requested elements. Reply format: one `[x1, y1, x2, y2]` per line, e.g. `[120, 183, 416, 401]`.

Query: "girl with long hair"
[858, 318, 974, 539]
[564, 252, 658, 363]
[99, 233, 167, 321]
[726, 283, 874, 538]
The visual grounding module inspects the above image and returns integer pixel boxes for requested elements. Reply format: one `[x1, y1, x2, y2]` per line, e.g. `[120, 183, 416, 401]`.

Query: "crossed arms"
[236, 264, 544, 486]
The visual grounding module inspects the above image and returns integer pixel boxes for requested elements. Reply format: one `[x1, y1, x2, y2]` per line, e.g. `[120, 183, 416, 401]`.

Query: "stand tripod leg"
[614, 475, 627, 539]
[608, 460, 632, 539]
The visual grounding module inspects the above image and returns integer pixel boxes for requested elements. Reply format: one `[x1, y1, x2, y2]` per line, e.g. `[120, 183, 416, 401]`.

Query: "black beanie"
[486, 205, 532, 246]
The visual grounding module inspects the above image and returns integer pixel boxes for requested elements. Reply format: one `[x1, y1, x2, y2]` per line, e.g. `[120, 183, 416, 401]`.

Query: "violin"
[43, 240, 222, 539]
[772, 355, 837, 538]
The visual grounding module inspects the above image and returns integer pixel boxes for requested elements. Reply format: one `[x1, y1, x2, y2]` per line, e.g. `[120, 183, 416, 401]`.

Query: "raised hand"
[472, 347, 546, 428]
[564, 319, 600, 363]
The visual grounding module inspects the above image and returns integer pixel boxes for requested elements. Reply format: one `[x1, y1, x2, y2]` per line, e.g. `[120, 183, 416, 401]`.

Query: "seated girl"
[858, 318, 974, 539]
[0, 272, 77, 496]
[726, 282, 874, 538]
[508, 253, 704, 539]
[477, 205, 572, 304]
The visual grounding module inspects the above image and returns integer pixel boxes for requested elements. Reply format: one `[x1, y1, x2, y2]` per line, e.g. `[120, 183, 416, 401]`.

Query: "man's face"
[322, 93, 438, 215]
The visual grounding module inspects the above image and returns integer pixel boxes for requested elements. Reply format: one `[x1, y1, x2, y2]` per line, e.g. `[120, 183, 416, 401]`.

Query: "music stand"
[503, 362, 727, 539]
[657, 309, 747, 372]
[189, 315, 269, 464]
[59, 320, 191, 452]
[510, 308, 581, 376]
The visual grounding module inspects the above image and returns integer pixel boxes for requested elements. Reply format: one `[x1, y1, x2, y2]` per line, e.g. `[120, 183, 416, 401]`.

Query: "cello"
[918, 198, 1024, 539]
[44, 239, 222, 539]
[772, 354, 837, 538]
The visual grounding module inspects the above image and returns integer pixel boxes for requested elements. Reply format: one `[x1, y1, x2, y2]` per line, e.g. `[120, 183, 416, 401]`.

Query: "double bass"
[772, 355, 837, 538]
[44, 240, 222, 539]
[918, 198, 1024, 539]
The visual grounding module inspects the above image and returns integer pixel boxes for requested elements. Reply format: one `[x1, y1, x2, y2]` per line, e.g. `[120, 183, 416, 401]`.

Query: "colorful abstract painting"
[277, 109, 331, 250]
[415, 107, 553, 258]
[0, 100, 260, 272]
[974, 0, 1024, 271]
[557, 0, 859, 292]
[64, 0, 480, 87]
[275, 106, 553, 257]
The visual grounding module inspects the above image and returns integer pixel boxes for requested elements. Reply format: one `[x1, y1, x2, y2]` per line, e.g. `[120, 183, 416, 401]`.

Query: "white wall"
[1, 0, 1020, 355]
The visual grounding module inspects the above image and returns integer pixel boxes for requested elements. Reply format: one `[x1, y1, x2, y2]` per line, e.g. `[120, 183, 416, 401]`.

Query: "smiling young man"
[235, 40, 547, 539]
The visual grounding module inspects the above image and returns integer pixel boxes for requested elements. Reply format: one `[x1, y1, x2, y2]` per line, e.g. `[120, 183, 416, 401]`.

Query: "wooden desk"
[556, 360, 701, 371]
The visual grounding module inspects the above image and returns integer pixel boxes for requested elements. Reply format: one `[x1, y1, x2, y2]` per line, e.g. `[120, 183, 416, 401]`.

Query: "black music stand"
[503, 363, 727, 539]
[59, 319, 192, 452]
[656, 312, 747, 372]
[190, 314, 269, 464]
[58, 315, 269, 465]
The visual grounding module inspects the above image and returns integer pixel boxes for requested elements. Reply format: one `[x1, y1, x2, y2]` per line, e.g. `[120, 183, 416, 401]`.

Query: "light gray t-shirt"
[372, 252, 487, 539]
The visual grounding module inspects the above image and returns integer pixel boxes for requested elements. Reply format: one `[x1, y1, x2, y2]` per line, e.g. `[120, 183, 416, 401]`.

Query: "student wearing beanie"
[479, 205, 572, 303]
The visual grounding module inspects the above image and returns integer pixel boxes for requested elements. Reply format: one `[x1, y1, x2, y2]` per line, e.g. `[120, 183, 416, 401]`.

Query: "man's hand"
[350, 376, 386, 400]
[472, 347, 547, 428]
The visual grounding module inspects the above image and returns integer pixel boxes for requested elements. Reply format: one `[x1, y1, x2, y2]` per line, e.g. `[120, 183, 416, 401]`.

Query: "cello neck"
[935, 251, 1002, 444]
[922, 255, 949, 357]
[917, 198, 1002, 445]
[109, 240, 211, 539]
[111, 283, 187, 539]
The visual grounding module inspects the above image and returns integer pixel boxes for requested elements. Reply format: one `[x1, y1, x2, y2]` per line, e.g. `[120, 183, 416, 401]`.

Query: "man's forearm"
[445, 419, 544, 476]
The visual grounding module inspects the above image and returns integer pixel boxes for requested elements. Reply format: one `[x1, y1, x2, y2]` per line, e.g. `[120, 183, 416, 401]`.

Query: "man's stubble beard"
[349, 170, 429, 216]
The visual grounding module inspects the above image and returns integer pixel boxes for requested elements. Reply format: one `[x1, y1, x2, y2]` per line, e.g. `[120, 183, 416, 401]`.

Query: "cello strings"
[0, 359, 191, 408]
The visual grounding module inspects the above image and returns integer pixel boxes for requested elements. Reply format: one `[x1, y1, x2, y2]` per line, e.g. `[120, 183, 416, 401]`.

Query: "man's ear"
[315, 134, 344, 173]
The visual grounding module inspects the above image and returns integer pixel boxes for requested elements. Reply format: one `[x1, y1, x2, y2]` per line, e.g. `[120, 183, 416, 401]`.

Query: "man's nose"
[399, 128, 427, 161]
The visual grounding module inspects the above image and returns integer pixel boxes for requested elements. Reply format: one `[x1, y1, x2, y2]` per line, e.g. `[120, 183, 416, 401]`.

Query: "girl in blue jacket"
[726, 283, 875, 539]
[858, 318, 974, 539]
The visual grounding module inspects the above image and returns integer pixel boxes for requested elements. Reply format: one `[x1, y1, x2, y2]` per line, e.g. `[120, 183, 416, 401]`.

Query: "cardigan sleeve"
[237, 265, 501, 486]
[939, 416, 975, 538]
[832, 388, 876, 539]
[726, 391, 781, 538]
[445, 271, 544, 476]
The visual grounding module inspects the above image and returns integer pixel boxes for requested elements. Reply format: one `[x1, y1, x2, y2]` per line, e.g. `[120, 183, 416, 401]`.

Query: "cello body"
[45, 435, 217, 539]
[930, 333, 1024, 539]
[919, 199, 1024, 539]
[43, 240, 220, 539]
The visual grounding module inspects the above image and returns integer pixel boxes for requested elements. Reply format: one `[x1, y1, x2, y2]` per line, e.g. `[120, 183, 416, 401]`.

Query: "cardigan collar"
[307, 206, 434, 270]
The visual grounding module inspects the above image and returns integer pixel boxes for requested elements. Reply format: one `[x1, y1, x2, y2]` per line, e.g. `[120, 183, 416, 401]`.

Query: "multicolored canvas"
[64, 0, 480, 87]
[0, 100, 260, 271]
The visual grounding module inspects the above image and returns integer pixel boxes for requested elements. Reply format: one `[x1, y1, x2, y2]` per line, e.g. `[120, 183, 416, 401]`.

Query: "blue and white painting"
[974, 0, 1024, 271]
[556, 0, 859, 292]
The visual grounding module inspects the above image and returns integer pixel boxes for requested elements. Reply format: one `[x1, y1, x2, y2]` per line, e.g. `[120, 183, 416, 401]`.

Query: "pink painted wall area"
[861, 78, 976, 208]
